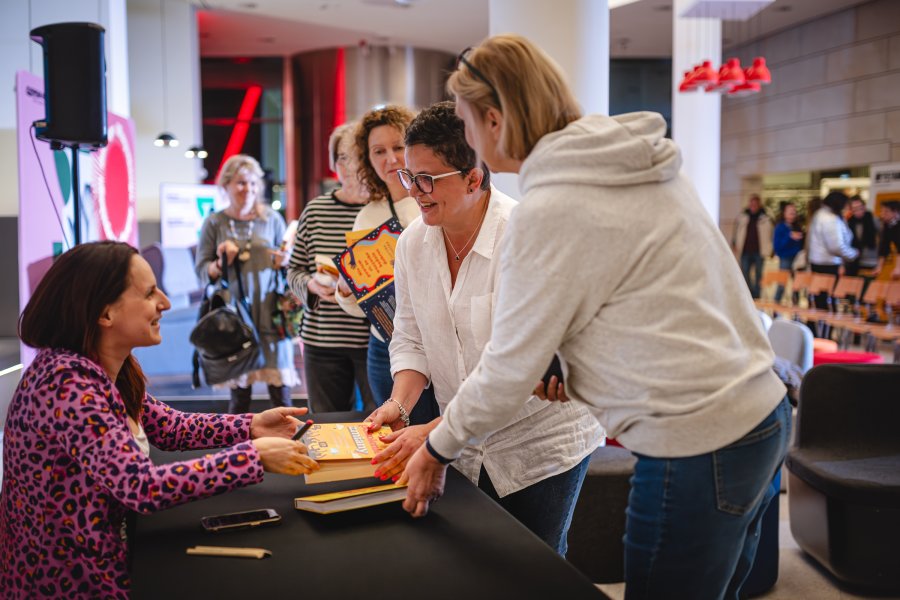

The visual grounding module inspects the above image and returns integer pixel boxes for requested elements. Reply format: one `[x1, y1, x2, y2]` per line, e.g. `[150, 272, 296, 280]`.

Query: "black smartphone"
[541, 354, 565, 388]
[200, 508, 281, 533]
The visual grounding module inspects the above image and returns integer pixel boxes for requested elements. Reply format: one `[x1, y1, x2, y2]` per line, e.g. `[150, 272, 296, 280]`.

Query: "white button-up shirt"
[389, 187, 604, 497]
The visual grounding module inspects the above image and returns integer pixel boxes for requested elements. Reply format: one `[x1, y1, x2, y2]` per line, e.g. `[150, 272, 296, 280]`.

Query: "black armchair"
[785, 363, 900, 592]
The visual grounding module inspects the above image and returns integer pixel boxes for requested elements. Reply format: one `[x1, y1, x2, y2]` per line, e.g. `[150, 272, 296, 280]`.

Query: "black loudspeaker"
[30, 22, 107, 148]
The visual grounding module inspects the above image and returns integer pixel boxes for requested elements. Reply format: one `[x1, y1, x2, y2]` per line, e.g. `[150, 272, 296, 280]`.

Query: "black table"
[131, 412, 608, 599]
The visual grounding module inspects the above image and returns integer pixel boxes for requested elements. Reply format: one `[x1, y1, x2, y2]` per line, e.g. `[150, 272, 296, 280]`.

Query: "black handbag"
[190, 259, 264, 387]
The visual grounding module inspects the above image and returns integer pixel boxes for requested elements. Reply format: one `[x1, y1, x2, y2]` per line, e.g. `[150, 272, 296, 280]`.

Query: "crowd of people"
[15, 30, 894, 600]
[734, 190, 900, 305]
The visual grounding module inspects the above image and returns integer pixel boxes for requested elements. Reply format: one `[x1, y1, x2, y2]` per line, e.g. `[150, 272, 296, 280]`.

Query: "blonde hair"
[355, 105, 416, 201]
[447, 34, 581, 161]
[217, 154, 264, 187]
[216, 154, 266, 217]
[328, 123, 357, 172]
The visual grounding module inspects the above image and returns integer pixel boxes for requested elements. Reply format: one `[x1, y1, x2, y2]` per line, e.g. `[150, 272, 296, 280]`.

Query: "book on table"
[294, 483, 407, 514]
[300, 422, 392, 484]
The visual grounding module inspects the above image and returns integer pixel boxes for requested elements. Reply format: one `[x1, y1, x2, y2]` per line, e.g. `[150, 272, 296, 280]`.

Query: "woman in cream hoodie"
[400, 35, 790, 600]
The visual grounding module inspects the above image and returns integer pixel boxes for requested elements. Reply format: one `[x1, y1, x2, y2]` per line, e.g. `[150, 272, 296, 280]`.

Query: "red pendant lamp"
[693, 60, 719, 89]
[745, 56, 771, 85]
[707, 58, 745, 92]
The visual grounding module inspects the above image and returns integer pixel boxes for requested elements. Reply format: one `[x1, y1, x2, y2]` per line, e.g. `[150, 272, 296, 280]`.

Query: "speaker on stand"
[30, 22, 107, 246]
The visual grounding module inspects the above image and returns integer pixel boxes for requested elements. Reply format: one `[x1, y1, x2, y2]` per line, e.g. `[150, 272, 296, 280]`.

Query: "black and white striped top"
[287, 192, 370, 348]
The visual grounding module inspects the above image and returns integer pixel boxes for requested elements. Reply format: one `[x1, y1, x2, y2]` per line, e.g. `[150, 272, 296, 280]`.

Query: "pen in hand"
[292, 419, 314, 441]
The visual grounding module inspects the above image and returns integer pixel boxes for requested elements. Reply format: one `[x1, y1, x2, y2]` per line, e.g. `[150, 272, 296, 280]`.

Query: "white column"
[672, 0, 721, 224]
[127, 0, 203, 222]
[487, 0, 609, 197]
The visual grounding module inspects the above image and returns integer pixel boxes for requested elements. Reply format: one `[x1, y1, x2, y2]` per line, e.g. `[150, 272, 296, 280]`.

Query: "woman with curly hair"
[335, 105, 439, 425]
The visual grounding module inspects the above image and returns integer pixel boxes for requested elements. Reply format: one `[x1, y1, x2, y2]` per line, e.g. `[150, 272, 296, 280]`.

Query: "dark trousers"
[228, 384, 293, 414]
[303, 344, 374, 414]
[478, 455, 591, 557]
[810, 263, 840, 310]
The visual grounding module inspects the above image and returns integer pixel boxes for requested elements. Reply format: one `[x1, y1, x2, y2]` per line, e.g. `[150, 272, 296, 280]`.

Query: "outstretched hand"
[365, 401, 406, 432]
[250, 406, 308, 439]
[398, 445, 448, 518]
[372, 424, 431, 481]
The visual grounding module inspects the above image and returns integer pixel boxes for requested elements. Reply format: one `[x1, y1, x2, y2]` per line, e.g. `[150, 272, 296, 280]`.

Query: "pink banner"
[15, 70, 138, 365]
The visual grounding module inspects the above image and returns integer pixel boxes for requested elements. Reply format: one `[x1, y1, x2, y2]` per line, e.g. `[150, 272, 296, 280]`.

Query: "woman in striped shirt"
[287, 124, 374, 413]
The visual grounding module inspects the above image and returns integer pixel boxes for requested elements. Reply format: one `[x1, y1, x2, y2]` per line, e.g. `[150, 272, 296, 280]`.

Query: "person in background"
[872, 200, 900, 280]
[733, 194, 773, 299]
[772, 202, 804, 303]
[846, 196, 879, 276]
[195, 154, 299, 413]
[1, 241, 317, 599]
[335, 105, 440, 426]
[807, 191, 859, 308]
[365, 101, 603, 555]
[400, 34, 790, 600]
[287, 124, 374, 413]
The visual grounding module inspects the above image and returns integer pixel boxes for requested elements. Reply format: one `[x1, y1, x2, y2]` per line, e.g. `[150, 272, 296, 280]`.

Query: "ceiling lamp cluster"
[679, 56, 770, 96]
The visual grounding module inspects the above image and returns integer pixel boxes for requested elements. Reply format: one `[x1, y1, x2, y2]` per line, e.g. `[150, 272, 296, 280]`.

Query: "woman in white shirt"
[366, 101, 603, 555]
[807, 191, 859, 308]
[335, 105, 440, 425]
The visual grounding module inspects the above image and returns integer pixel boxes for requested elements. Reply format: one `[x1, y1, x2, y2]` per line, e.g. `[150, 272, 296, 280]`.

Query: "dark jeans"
[228, 385, 293, 414]
[367, 333, 440, 425]
[810, 263, 840, 310]
[303, 344, 374, 414]
[478, 454, 592, 556]
[740, 254, 764, 299]
[623, 396, 791, 600]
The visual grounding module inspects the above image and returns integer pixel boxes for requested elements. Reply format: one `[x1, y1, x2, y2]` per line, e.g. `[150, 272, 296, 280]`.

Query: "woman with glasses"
[335, 105, 440, 425]
[400, 35, 790, 600]
[287, 123, 375, 414]
[365, 101, 603, 555]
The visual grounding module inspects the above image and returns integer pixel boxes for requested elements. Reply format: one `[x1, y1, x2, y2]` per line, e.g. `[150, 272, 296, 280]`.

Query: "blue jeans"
[367, 333, 440, 425]
[624, 396, 791, 600]
[478, 454, 591, 556]
[773, 256, 793, 303]
[740, 254, 765, 299]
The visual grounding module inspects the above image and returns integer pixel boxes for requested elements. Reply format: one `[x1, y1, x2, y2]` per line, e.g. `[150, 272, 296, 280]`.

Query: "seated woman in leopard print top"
[0, 241, 319, 599]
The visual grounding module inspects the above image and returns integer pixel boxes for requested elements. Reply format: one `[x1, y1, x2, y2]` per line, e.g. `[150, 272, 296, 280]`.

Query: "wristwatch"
[387, 398, 410, 428]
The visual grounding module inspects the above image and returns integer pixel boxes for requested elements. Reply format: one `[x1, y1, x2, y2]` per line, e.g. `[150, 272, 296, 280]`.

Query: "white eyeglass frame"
[397, 168, 462, 194]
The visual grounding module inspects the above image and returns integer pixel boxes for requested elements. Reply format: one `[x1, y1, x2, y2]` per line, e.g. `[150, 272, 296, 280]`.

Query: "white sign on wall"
[160, 183, 227, 248]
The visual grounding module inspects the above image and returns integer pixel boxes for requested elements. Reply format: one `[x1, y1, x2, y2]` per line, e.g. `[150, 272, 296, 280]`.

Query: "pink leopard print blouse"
[0, 349, 265, 598]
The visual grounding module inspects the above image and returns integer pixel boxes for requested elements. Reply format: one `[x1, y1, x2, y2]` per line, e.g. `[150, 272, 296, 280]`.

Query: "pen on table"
[292, 419, 314, 441]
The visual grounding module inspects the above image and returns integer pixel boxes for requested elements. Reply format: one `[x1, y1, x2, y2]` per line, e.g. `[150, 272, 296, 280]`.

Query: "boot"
[268, 384, 293, 408]
[228, 386, 253, 413]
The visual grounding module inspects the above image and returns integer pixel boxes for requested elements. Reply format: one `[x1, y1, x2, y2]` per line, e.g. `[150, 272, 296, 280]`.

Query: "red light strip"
[217, 84, 263, 179]
[331, 48, 346, 177]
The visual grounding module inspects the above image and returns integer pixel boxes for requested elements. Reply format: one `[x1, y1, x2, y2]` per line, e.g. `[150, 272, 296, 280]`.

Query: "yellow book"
[294, 483, 407, 514]
[301, 422, 392, 484]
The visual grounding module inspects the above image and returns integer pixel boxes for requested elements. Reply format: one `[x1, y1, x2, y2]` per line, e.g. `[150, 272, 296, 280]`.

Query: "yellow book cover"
[294, 483, 407, 514]
[302, 422, 391, 484]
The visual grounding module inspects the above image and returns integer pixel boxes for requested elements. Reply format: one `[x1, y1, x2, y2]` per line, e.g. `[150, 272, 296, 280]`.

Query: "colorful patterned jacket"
[0, 348, 264, 598]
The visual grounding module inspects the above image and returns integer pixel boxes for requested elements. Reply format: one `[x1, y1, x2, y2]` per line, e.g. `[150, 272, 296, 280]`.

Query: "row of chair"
[755, 272, 900, 362]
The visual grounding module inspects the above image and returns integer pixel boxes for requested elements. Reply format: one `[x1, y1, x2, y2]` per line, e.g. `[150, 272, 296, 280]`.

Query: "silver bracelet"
[387, 398, 411, 428]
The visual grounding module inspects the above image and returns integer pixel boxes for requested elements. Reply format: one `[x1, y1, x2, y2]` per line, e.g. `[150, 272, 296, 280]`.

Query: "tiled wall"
[720, 0, 900, 233]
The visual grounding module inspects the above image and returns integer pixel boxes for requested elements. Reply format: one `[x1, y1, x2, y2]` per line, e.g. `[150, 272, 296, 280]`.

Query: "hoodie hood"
[519, 111, 681, 192]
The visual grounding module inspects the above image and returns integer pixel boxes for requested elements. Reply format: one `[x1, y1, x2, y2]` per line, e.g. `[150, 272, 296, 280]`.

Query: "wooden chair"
[789, 271, 812, 309]
[755, 270, 791, 313]
[793, 273, 836, 330]
[820, 276, 866, 339]
[862, 283, 900, 362]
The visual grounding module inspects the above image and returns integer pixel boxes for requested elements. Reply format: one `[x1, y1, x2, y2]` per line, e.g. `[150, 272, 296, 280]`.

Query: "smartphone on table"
[200, 508, 281, 533]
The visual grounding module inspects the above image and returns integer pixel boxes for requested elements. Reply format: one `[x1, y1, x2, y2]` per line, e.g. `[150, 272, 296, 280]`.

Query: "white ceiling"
[194, 0, 871, 58]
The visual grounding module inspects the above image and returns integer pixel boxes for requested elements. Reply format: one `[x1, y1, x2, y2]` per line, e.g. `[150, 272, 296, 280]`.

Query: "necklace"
[228, 218, 256, 262]
[442, 197, 489, 262]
